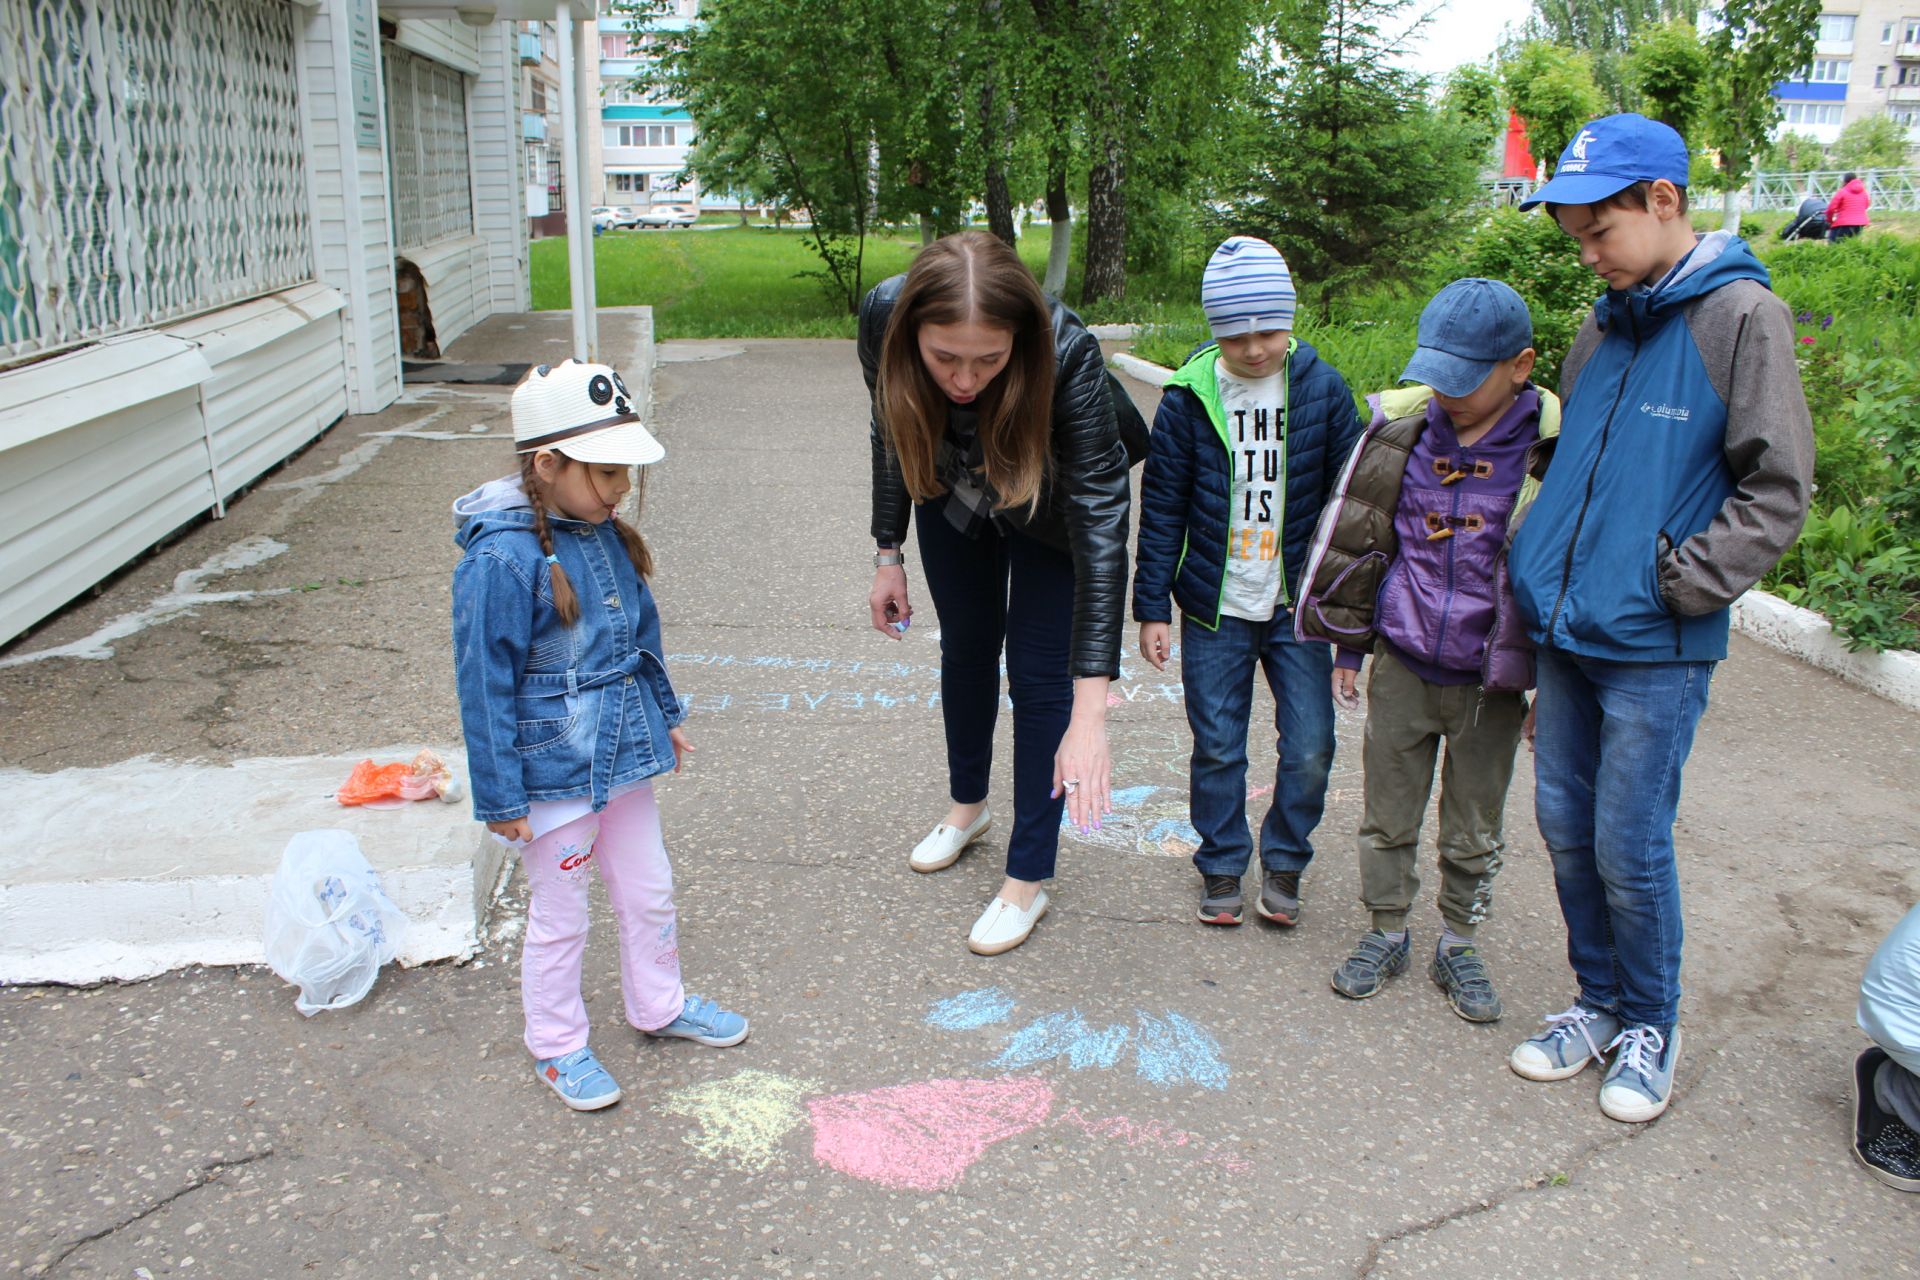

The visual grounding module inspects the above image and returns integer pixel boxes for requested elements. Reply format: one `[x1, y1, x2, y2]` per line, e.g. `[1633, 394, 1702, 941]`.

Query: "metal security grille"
[1749, 168, 1920, 212]
[0, 0, 312, 367]
[384, 43, 474, 250]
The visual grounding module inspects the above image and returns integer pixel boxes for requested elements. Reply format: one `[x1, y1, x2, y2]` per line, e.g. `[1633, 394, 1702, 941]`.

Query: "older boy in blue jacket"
[1507, 116, 1814, 1123]
[1134, 237, 1363, 929]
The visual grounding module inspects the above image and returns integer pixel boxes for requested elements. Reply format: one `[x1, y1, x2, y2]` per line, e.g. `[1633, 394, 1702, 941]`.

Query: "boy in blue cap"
[1506, 115, 1814, 1122]
[1296, 278, 1556, 1024]
[1134, 236, 1363, 929]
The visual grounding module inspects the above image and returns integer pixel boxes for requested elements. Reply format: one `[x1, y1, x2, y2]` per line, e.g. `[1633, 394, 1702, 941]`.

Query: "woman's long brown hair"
[876, 231, 1056, 514]
[520, 453, 653, 626]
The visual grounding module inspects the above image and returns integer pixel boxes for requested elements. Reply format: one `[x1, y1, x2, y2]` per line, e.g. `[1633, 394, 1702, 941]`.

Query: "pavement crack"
[1353, 1059, 1718, 1278]
[39, 1147, 274, 1276]
[1073, 911, 1176, 925]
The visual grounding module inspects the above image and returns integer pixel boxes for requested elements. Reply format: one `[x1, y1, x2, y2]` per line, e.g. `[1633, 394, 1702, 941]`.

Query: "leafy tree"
[1525, 0, 1682, 111]
[1699, 0, 1822, 190]
[1232, 0, 1482, 315]
[1831, 113, 1913, 171]
[1502, 41, 1606, 170]
[1763, 129, 1828, 173]
[1443, 63, 1506, 170]
[1626, 18, 1709, 139]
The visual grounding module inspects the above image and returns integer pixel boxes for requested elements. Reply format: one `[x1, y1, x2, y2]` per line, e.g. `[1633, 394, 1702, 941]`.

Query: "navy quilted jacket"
[1133, 340, 1363, 629]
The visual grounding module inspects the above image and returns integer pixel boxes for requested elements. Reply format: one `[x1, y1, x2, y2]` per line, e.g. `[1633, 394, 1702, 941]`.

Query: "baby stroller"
[1780, 196, 1829, 242]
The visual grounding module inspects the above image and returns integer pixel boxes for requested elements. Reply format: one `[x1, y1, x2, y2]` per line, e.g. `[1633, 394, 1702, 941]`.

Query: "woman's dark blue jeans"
[914, 506, 1074, 881]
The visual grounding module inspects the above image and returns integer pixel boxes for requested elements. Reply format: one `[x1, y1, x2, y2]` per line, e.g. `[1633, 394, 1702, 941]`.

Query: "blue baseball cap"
[1518, 113, 1690, 211]
[1400, 278, 1534, 398]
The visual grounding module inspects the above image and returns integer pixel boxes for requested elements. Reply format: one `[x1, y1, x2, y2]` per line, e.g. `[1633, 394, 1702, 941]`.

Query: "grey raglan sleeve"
[1661, 287, 1816, 615]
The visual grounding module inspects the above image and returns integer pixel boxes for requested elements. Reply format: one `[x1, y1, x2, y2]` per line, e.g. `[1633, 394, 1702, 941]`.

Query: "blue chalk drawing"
[1132, 1011, 1230, 1092]
[989, 1011, 1133, 1072]
[925, 986, 1018, 1031]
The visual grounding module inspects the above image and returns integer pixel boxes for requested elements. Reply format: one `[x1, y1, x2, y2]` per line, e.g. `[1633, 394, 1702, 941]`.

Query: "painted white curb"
[1110, 351, 1172, 388]
[1087, 323, 1140, 340]
[0, 747, 507, 986]
[1732, 589, 1920, 712]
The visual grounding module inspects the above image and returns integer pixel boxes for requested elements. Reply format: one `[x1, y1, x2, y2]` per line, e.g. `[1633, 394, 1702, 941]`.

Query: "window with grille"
[383, 43, 474, 250]
[0, 0, 312, 367]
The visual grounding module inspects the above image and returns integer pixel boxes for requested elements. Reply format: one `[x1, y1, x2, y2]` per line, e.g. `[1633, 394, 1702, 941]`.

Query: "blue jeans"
[914, 507, 1074, 882]
[1533, 647, 1714, 1029]
[1180, 610, 1335, 878]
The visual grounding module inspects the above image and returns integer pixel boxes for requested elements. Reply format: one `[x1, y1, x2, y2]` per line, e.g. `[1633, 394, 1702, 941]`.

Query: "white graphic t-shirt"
[1215, 365, 1288, 622]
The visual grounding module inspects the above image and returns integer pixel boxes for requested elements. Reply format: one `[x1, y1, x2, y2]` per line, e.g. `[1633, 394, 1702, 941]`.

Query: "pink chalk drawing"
[807, 1076, 1056, 1192]
[1055, 1105, 1253, 1174]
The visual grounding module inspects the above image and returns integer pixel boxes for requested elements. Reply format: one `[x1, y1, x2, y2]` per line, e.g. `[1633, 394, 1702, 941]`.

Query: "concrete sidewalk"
[2, 335, 1917, 1278]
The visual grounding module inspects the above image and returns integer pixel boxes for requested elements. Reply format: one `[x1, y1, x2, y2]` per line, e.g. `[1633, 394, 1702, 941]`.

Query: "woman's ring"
[1063, 778, 1080, 794]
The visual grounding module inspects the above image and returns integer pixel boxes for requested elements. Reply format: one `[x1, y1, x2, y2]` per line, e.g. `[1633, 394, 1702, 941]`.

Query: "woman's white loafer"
[967, 889, 1049, 955]
[908, 806, 992, 873]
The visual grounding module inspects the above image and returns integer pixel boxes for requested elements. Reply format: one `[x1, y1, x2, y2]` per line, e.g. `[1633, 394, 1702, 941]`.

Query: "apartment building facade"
[1774, 4, 1920, 144]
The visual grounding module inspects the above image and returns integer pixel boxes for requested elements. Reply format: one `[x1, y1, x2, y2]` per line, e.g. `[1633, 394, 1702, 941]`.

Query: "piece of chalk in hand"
[890, 618, 910, 633]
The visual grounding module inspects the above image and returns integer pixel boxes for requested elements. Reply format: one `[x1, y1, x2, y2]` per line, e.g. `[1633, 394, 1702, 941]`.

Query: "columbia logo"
[1640, 402, 1692, 422]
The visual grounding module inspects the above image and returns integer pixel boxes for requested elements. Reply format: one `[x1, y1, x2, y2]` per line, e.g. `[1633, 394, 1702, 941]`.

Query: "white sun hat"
[509, 359, 664, 466]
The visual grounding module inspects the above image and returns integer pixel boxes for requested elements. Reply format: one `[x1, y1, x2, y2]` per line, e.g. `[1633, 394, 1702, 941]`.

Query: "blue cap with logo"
[1400, 278, 1534, 398]
[1518, 112, 1690, 211]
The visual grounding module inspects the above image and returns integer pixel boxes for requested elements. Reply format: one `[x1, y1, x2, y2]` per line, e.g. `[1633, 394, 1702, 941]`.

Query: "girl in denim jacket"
[451, 360, 748, 1113]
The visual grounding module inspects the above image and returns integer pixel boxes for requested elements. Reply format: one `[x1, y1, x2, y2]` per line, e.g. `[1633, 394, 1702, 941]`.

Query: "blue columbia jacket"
[451, 477, 685, 823]
[1509, 232, 1815, 663]
[1133, 340, 1362, 629]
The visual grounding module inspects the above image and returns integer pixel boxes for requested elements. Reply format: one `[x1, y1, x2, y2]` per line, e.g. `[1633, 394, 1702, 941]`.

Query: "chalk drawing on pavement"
[928, 990, 1231, 1092]
[807, 1076, 1056, 1192]
[661, 1068, 821, 1172]
[925, 986, 1018, 1031]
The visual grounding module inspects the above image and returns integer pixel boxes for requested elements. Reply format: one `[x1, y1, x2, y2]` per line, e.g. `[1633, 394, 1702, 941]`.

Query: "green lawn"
[532, 226, 1064, 339]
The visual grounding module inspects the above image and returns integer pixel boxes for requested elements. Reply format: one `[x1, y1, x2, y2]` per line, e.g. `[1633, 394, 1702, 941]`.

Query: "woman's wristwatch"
[875, 549, 905, 567]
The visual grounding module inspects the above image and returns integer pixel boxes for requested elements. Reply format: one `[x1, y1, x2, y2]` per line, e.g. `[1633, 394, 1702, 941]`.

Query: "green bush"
[1455, 208, 1600, 390]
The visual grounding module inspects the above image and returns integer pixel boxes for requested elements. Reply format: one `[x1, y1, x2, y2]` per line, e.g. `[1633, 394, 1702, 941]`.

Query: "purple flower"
[1795, 309, 1814, 324]
[1821, 314, 1834, 330]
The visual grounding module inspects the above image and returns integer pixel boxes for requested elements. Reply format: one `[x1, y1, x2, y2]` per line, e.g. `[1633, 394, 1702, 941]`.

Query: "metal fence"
[385, 43, 475, 251]
[0, 0, 313, 368]
[1747, 168, 1920, 212]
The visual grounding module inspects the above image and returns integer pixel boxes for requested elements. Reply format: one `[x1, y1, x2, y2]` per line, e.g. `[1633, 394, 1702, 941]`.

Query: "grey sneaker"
[1198, 874, 1243, 926]
[1255, 870, 1301, 926]
[1429, 944, 1503, 1022]
[1509, 1003, 1623, 1081]
[1331, 929, 1410, 999]
[1598, 1024, 1681, 1123]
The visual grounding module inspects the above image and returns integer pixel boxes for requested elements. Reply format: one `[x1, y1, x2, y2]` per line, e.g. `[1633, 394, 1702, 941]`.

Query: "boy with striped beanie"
[1134, 236, 1364, 930]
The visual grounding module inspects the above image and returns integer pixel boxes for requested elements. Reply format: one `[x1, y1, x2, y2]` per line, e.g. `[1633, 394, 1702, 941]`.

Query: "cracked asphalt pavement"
[2, 330, 1917, 1277]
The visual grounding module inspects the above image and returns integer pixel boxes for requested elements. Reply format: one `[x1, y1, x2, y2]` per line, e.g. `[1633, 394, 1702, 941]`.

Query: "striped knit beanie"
[1201, 236, 1296, 338]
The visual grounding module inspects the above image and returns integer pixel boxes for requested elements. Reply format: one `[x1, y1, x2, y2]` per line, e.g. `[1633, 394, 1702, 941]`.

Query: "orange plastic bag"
[336, 749, 460, 806]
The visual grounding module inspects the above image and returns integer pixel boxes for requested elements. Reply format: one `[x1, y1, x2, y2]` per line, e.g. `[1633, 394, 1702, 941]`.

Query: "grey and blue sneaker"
[646, 993, 750, 1047]
[534, 1046, 622, 1111]
[1599, 1024, 1682, 1123]
[1255, 870, 1301, 927]
[1509, 1004, 1623, 1081]
[1331, 929, 1411, 999]
[1430, 943, 1503, 1023]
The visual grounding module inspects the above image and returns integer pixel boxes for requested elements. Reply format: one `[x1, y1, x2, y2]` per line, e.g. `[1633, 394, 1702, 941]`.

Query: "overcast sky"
[1393, 0, 1536, 79]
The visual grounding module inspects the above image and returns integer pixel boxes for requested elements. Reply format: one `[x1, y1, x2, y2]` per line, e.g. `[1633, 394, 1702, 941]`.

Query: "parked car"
[590, 205, 642, 230]
[636, 204, 698, 228]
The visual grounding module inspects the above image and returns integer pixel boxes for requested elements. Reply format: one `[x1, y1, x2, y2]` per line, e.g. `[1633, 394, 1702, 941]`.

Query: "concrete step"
[0, 747, 503, 985]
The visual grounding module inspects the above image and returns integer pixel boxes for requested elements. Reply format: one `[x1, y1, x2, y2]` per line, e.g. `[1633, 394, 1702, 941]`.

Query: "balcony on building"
[523, 112, 547, 141]
[1900, 40, 1920, 60]
[518, 30, 542, 63]
[1889, 83, 1920, 102]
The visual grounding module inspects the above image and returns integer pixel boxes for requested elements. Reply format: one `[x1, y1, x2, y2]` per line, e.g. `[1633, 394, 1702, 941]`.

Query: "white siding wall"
[296, 0, 402, 414]
[392, 17, 483, 75]
[408, 234, 490, 349]
[471, 22, 531, 313]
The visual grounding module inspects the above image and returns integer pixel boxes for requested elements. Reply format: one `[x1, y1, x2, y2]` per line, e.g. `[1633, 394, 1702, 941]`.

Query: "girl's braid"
[520, 454, 580, 625]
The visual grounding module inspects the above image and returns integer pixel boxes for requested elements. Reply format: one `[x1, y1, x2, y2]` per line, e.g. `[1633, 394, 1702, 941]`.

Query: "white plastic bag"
[263, 830, 408, 1016]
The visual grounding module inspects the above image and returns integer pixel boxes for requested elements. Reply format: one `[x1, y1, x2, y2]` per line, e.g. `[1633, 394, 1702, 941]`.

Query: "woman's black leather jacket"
[860, 273, 1131, 678]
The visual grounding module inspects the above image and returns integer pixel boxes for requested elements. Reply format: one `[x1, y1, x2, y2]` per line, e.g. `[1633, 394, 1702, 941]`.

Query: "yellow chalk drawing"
[662, 1069, 820, 1172]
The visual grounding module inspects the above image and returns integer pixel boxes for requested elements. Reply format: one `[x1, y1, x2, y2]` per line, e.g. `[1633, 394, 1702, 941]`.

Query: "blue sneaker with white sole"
[1599, 1024, 1682, 1123]
[534, 1046, 621, 1111]
[646, 993, 750, 1047]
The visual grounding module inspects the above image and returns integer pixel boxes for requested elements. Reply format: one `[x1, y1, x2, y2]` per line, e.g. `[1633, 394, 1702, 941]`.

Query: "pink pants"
[519, 783, 685, 1059]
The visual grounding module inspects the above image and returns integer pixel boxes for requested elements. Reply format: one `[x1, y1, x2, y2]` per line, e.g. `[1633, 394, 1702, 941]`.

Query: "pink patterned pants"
[519, 783, 685, 1059]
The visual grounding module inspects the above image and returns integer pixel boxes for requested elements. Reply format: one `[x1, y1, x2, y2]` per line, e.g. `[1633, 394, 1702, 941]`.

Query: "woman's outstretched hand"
[869, 565, 912, 639]
[1053, 679, 1113, 832]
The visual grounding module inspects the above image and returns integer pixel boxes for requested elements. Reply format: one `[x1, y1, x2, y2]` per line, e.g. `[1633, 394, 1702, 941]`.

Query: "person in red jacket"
[1827, 172, 1871, 241]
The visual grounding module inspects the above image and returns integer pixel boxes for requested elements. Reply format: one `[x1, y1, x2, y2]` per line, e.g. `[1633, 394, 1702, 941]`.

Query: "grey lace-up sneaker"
[1430, 944, 1503, 1022]
[1598, 1024, 1682, 1123]
[1255, 869, 1301, 926]
[1509, 1004, 1624, 1081]
[1331, 929, 1411, 999]
[1198, 874, 1244, 926]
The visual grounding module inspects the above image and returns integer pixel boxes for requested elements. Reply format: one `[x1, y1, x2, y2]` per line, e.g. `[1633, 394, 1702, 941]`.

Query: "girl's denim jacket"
[451, 477, 684, 823]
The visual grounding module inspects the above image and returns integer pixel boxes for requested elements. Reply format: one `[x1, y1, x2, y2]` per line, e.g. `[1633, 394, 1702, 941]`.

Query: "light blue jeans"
[1533, 647, 1714, 1029]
